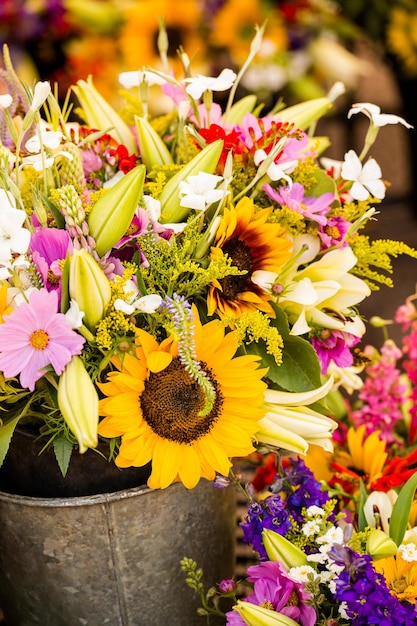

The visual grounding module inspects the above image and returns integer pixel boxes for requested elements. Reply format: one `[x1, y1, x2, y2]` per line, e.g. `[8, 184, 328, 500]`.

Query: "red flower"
[198, 124, 245, 171]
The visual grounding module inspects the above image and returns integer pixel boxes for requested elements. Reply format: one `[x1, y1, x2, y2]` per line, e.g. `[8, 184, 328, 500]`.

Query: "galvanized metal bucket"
[0, 480, 236, 626]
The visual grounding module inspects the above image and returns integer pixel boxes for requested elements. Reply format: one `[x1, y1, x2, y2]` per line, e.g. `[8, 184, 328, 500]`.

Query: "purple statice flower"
[312, 329, 361, 375]
[318, 215, 351, 249]
[350, 341, 408, 444]
[0, 288, 85, 391]
[263, 182, 334, 226]
[330, 545, 415, 625]
[241, 496, 291, 559]
[30, 227, 73, 305]
[226, 561, 316, 626]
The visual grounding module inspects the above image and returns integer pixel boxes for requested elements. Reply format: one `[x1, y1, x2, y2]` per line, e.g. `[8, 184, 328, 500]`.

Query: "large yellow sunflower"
[98, 312, 267, 489]
[374, 553, 417, 604]
[207, 197, 292, 318]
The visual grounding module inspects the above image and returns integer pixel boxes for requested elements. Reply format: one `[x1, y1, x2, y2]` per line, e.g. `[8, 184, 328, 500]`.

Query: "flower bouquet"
[0, 19, 414, 498]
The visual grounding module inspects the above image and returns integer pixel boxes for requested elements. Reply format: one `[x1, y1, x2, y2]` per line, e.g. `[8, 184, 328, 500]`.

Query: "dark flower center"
[47, 269, 60, 285]
[218, 238, 253, 300]
[140, 356, 223, 444]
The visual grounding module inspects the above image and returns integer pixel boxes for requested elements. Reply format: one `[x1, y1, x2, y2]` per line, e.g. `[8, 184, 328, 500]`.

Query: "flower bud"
[69, 249, 111, 331]
[234, 600, 299, 626]
[274, 97, 334, 130]
[367, 528, 397, 560]
[88, 164, 146, 256]
[72, 76, 137, 154]
[262, 529, 307, 568]
[135, 116, 173, 169]
[58, 356, 99, 453]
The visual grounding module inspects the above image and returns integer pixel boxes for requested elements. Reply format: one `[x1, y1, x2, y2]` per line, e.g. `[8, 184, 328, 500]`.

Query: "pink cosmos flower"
[226, 561, 316, 626]
[0, 288, 85, 391]
[30, 227, 73, 304]
[263, 182, 334, 226]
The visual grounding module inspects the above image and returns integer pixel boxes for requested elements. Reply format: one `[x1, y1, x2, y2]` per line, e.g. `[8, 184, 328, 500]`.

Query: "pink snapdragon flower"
[312, 329, 360, 375]
[0, 288, 85, 391]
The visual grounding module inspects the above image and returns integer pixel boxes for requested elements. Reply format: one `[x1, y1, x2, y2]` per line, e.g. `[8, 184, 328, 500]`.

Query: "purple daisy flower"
[263, 182, 334, 226]
[0, 288, 85, 391]
[226, 561, 316, 626]
[30, 227, 73, 304]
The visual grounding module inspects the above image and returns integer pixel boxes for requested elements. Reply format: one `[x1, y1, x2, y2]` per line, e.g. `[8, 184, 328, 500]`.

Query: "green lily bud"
[222, 95, 257, 124]
[58, 356, 99, 453]
[262, 529, 307, 568]
[367, 528, 398, 560]
[72, 76, 138, 154]
[159, 139, 224, 223]
[135, 115, 173, 169]
[274, 97, 334, 130]
[69, 249, 111, 332]
[234, 601, 299, 626]
[88, 164, 146, 256]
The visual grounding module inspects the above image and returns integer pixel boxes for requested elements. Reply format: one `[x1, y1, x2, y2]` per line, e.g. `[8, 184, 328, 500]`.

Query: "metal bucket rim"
[0, 482, 161, 508]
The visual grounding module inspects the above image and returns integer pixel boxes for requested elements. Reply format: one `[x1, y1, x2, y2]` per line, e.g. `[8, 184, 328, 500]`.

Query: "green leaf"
[0, 416, 21, 467]
[389, 471, 417, 545]
[53, 434, 73, 478]
[40, 193, 65, 229]
[260, 303, 322, 392]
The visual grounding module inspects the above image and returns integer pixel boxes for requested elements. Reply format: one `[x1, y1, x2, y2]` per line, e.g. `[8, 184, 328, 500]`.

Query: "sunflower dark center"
[219, 238, 253, 300]
[140, 356, 223, 444]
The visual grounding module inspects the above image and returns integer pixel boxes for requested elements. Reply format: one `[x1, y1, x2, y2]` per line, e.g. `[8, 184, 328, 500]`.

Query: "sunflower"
[374, 553, 417, 604]
[98, 312, 267, 489]
[207, 197, 292, 318]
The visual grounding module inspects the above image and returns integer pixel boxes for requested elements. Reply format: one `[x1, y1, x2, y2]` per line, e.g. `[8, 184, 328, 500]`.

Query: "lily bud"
[135, 116, 173, 169]
[72, 76, 137, 154]
[69, 249, 111, 331]
[234, 600, 299, 626]
[58, 356, 99, 453]
[274, 97, 334, 130]
[262, 529, 307, 569]
[367, 528, 397, 560]
[159, 139, 224, 223]
[88, 164, 146, 256]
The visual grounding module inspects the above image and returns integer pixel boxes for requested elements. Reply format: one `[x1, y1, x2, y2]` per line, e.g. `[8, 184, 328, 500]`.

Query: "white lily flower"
[348, 102, 414, 129]
[178, 172, 228, 211]
[364, 490, 398, 534]
[341, 149, 385, 200]
[257, 376, 337, 455]
[184, 68, 237, 100]
[21, 154, 55, 171]
[30, 81, 51, 111]
[0, 196, 31, 265]
[279, 246, 371, 335]
[0, 94, 13, 108]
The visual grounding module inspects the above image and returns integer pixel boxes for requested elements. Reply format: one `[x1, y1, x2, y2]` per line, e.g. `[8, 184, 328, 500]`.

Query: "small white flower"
[25, 130, 64, 153]
[21, 154, 55, 171]
[288, 565, 318, 583]
[179, 172, 228, 211]
[341, 149, 385, 200]
[143, 195, 161, 222]
[0, 94, 13, 108]
[306, 505, 325, 518]
[65, 300, 85, 329]
[307, 552, 328, 565]
[254, 149, 296, 184]
[317, 526, 344, 547]
[135, 294, 162, 313]
[184, 68, 237, 100]
[119, 70, 166, 89]
[0, 200, 31, 265]
[114, 298, 135, 315]
[302, 520, 321, 537]
[348, 102, 413, 128]
[398, 543, 417, 562]
[30, 81, 51, 111]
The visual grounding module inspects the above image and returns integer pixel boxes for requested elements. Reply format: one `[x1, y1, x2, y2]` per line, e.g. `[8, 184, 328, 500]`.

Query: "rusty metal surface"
[0, 481, 236, 626]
